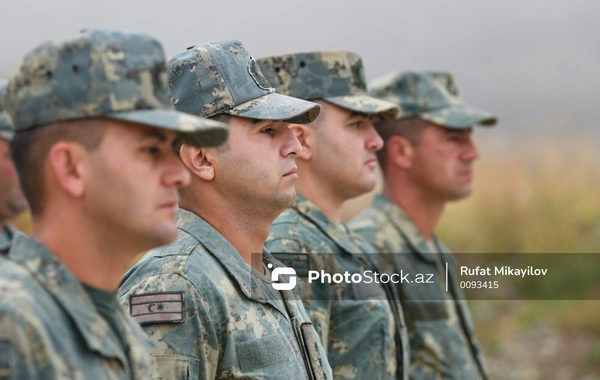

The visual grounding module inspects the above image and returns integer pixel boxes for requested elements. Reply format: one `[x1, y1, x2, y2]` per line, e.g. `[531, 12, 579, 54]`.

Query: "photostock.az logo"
[268, 263, 297, 290]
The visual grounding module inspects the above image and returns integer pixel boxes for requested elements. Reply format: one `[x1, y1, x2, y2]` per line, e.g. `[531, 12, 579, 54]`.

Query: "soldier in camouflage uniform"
[351, 71, 497, 379]
[258, 52, 409, 379]
[118, 39, 332, 379]
[0, 80, 27, 251]
[0, 29, 228, 379]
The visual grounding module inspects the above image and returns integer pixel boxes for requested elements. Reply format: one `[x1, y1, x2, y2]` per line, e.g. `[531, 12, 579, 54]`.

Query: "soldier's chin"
[448, 186, 473, 202]
[148, 224, 180, 248]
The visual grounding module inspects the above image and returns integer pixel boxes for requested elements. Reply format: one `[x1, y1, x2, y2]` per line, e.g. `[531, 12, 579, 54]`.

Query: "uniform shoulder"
[119, 244, 231, 306]
[121, 230, 207, 283]
[0, 260, 45, 306]
[349, 206, 386, 232]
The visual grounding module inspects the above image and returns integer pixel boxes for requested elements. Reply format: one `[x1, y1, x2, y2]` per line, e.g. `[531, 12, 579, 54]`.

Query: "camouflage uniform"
[352, 71, 497, 380]
[352, 195, 488, 379]
[259, 51, 408, 380]
[0, 83, 16, 250]
[119, 209, 331, 379]
[0, 29, 228, 379]
[0, 233, 153, 379]
[0, 225, 15, 253]
[266, 196, 409, 380]
[118, 40, 330, 379]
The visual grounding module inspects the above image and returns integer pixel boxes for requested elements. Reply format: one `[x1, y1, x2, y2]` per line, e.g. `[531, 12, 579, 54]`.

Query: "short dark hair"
[10, 118, 106, 216]
[375, 116, 428, 170]
[173, 113, 232, 155]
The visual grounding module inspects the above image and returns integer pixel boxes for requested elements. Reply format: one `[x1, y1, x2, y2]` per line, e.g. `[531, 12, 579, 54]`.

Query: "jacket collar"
[0, 223, 17, 253]
[292, 194, 363, 254]
[7, 233, 153, 370]
[175, 208, 290, 318]
[372, 194, 453, 264]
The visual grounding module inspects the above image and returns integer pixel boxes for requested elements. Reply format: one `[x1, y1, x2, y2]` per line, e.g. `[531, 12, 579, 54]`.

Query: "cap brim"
[225, 92, 321, 124]
[107, 108, 229, 147]
[421, 104, 497, 129]
[324, 94, 399, 122]
[0, 130, 13, 141]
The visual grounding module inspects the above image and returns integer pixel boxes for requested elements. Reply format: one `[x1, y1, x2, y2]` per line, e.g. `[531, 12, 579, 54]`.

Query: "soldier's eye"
[260, 127, 275, 136]
[144, 146, 161, 157]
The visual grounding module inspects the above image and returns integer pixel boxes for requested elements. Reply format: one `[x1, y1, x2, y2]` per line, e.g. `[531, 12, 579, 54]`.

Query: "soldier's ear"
[387, 135, 414, 170]
[179, 144, 215, 181]
[288, 123, 313, 161]
[47, 141, 89, 199]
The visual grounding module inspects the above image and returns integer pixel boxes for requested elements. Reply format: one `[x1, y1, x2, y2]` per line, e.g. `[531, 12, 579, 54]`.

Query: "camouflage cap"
[257, 51, 399, 121]
[167, 39, 320, 124]
[369, 71, 497, 129]
[0, 29, 228, 147]
[0, 79, 14, 141]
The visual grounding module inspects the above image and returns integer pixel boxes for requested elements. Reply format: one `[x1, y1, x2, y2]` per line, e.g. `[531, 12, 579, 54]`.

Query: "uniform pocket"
[236, 335, 289, 372]
[150, 354, 200, 380]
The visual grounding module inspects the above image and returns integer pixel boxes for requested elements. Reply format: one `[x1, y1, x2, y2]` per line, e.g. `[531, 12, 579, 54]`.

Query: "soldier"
[0, 29, 228, 379]
[258, 52, 409, 379]
[351, 71, 497, 379]
[0, 80, 27, 250]
[118, 39, 332, 379]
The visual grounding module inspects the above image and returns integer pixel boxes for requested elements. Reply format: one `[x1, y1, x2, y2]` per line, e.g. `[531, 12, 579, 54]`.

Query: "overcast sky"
[1, 0, 599, 142]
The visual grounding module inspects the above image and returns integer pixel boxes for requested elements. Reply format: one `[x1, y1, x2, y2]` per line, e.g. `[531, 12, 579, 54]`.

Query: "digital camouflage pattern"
[118, 208, 332, 380]
[257, 51, 398, 121]
[368, 71, 497, 129]
[0, 232, 153, 379]
[0, 224, 16, 253]
[265, 194, 409, 380]
[351, 194, 488, 380]
[0, 29, 228, 148]
[0, 80, 13, 141]
[167, 39, 320, 124]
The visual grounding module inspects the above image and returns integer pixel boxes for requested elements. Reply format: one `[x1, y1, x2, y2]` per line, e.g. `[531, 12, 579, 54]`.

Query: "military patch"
[130, 292, 185, 325]
[270, 252, 310, 277]
[248, 57, 275, 92]
[236, 335, 288, 372]
[0, 340, 12, 378]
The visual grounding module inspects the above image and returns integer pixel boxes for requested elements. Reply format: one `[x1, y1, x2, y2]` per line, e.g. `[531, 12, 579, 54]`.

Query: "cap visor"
[0, 130, 13, 141]
[107, 108, 228, 147]
[422, 104, 497, 129]
[225, 92, 321, 124]
[324, 94, 399, 121]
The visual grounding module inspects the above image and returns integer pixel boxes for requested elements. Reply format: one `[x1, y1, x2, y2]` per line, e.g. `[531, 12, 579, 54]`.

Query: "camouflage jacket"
[118, 208, 332, 380]
[351, 194, 488, 380]
[265, 194, 409, 380]
[0, 224, 16, 253]
[0, 232, 153, 380]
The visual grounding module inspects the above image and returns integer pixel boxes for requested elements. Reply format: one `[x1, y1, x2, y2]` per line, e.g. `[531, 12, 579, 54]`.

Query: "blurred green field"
[437, 138, 600, 253]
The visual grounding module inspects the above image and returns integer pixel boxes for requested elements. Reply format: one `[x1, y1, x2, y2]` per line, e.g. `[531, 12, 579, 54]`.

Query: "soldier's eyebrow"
[139, 130, 169, 142]
[345, 112, 368, 121]
[248, 119, 275, 129]
[445, 128, 472, 136]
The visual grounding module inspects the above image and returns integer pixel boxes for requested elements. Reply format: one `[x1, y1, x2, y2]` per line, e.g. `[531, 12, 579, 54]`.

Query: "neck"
[295, 169, 344, 223]
[382, 178, 445, 239]
[181, 194, 273, 273]
[30, 207, 139, 292]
